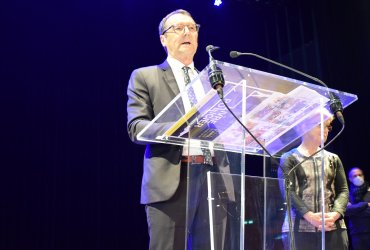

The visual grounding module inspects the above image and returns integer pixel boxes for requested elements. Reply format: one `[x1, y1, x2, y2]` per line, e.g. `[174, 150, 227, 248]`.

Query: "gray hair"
[158, 9, 193, 36]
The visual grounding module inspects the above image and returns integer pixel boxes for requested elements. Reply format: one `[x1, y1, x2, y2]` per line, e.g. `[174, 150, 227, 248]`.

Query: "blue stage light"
[214, 0, 222, 6]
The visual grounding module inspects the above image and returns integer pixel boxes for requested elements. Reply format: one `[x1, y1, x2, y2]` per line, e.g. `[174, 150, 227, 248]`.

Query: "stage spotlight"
[214, 0, 222, 6]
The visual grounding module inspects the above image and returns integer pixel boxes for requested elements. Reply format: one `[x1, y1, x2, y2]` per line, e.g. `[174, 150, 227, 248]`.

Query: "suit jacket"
[127, 60, 231, 204]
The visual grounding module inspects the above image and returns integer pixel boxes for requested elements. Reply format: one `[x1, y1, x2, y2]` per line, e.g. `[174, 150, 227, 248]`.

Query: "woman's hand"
[303, 211, 340, 231]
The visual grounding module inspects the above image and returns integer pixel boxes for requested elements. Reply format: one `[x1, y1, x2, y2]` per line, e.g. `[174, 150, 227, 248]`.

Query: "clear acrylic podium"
[137, 61, 358, 249]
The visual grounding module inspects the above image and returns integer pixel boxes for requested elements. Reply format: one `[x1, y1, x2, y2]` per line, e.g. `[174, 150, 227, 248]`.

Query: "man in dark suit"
[127, 9, 231, 250]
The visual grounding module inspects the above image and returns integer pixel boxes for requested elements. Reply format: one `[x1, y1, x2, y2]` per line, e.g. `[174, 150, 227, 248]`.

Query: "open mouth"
[182, 42, 191, 45]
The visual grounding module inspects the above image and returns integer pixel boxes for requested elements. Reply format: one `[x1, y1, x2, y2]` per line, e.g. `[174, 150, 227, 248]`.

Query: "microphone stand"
[285, 177, 295, 250]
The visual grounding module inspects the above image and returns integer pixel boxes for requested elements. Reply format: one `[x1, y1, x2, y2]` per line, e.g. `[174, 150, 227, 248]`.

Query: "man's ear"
[160, 35, 166, 47]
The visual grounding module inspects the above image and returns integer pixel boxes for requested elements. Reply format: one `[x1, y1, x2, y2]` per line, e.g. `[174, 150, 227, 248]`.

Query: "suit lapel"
[159, 61, 180, 97]
[158, 60, 185, 113]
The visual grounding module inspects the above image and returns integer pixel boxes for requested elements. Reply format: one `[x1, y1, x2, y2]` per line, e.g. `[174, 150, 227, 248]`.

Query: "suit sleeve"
[127, 68, 154, 144]
[126, 68, 172, 144]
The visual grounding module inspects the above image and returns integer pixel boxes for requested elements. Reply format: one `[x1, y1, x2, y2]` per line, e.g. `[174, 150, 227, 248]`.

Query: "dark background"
[1, 0, 369, 249]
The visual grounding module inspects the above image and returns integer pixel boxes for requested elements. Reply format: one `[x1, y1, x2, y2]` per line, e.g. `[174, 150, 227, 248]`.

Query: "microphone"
[329, 92, 344, 125]
[229, 51, 240, 58]
[229, 50, 345, 124]
[206, 45, 225, 99]
[206, 44, 219, 53]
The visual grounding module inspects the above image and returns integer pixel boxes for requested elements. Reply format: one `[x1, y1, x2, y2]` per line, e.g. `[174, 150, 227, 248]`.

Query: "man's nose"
[184, 26, 190, 34]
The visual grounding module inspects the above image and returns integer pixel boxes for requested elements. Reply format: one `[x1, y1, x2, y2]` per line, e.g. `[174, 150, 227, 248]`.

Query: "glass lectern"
[137, 61, 357, 250]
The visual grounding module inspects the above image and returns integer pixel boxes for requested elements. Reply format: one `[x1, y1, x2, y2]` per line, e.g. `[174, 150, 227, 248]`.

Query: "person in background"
[345, 167, 370, 250]
[278, 114, 349, 250]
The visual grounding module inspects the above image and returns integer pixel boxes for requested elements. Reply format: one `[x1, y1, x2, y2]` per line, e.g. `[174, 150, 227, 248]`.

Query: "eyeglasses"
[326, 124, 333, 132]
[162, 23, 200, 35]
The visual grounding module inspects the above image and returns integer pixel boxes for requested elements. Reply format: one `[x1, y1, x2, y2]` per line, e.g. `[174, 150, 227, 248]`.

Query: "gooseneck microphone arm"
[230, 51, 327, 86]
[229, 51, 345, 125]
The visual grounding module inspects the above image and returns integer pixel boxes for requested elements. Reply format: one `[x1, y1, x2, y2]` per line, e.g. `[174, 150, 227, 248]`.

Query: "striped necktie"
[182, 66, 198, 106]
[182, 66, 213, 165]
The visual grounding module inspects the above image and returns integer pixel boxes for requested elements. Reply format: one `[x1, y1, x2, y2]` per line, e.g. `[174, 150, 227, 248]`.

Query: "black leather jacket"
[278, 148, 349, 232]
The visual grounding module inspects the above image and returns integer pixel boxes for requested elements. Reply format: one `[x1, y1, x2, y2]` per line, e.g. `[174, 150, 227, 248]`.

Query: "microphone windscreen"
[206, 45, 214, 52]
[229, 51, 239, 58]
[335, 111, 345, 125]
